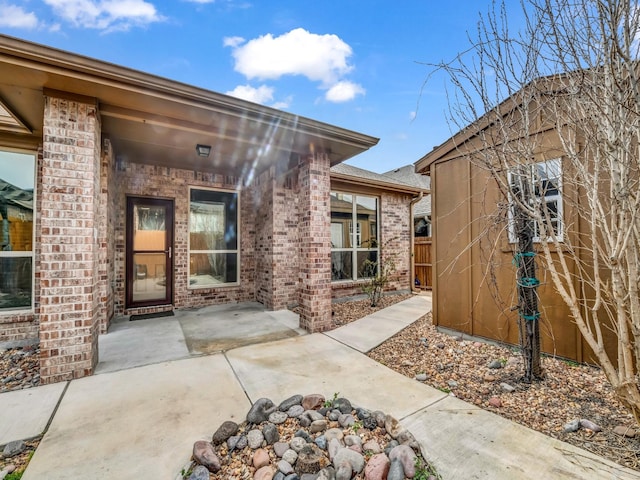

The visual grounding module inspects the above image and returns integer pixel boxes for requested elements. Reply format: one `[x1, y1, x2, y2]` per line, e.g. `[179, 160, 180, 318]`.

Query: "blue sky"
[0, 0, 524, 173]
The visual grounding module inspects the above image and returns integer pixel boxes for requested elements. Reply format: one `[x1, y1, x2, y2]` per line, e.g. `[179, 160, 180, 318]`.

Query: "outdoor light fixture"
[196, 144, 212, 157]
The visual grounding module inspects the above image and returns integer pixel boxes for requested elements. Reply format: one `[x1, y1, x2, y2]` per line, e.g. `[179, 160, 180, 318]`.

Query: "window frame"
[330, 191, 380, 282]
[0, 148, 36, 314]
[507, 158, 563, 243]
[187, 186, 240, 289]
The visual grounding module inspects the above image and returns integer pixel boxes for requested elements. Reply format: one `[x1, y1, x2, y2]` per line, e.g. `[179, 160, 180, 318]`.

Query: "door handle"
[167, 247, 172, 259]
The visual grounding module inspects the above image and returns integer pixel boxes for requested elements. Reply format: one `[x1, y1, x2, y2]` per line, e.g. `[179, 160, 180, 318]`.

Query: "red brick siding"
[298, 153, 332, 332]
[272, 174, 300, 309]
[254, 168, 275, 308]
[39, 95, 101, 383]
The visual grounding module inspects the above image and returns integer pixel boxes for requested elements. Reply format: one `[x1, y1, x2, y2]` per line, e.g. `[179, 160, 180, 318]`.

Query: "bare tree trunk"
[514, 205, 544, 381]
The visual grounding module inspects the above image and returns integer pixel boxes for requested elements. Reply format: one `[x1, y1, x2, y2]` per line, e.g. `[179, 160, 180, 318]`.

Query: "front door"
[126, 197, 174, 308]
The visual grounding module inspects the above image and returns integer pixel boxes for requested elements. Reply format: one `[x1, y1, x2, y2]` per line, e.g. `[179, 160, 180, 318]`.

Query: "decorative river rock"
[178, 393, 438, 480]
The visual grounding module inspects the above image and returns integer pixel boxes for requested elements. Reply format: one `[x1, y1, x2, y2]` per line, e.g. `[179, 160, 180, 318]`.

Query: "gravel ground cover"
[346, 298, 640, 472]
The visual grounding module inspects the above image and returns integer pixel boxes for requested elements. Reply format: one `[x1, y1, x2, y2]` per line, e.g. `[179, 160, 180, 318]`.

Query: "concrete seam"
[42, 380, 71, 435]
[222, 351, 252, 406]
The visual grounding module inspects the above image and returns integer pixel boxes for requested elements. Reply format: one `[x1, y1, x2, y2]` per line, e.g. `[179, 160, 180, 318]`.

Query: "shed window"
[189, 188, 239, 287]
[330, 192, 379, 281]
[0, 150, 35, 312]
[508, 158, 563, 243]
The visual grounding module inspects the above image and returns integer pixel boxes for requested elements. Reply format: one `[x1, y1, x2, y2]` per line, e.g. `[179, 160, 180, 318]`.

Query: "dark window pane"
[0, 257, 32, 310]
[356, 195, 377, 248]
[330, 193, 353, 248]
[190, 189, 237, 250]
[189, 253, 238, 286]
[357, 251, 378, 279]
[331, 251, 352, 281]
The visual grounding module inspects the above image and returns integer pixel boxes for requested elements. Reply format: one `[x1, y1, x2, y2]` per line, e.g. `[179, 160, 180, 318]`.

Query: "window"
[189, 188, 239, 287]
[0, 150, 35, 312]
[508, 158, 562, 242]
[330, 192, 379, 281]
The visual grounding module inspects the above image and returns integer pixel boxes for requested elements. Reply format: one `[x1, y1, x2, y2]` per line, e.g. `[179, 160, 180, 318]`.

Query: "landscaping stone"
[500, 382, 515, 393]
[248, 398, 277, 424]
[614, 425, 638, 438]
[263, 423, 280, 445]
[248, 429, 265, 449]
[333, 398, 352, 414]
[364, 453, 390, 480]
[211, 420, 238, 444]
[2, 441, 25, 458]
[388, 445, 417, 478]
[415, 373, 428, 381]
[488, 397, 502, 408]
[579, 419, 602, 432]
[301, 394, 325, 411]
[180, 394, 433, 480]
[279, 395, 303, 412]
[253, 448, 271, 469]
[488, 359, 503, 369]
[563, 419, 580, 433]
[387, 459, 405, 480]
[287, 405, 305, 418]
[192, 441, 220, 473]
[269, 411, 289, 424]
[187, 465, 210, 480]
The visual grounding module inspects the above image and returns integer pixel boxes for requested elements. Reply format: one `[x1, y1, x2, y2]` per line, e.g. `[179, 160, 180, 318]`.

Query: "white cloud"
[0, 4, 39, 29]
[271, 96, 292, 109]
[226, 84, 274, 104]
[43, 0, 163, 31]
[227, 28, 353, 85]
[223, 35, 245, 48]
[325, 80, 365, 103]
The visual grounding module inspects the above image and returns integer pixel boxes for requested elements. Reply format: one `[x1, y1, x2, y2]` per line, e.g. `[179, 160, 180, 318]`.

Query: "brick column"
[298, 152, 332, 332]
[39, 93, 101, 383]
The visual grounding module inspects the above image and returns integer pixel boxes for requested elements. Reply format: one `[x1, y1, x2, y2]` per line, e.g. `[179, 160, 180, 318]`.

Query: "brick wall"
[298, 152, 332, 332]
[380, 192, 413, 292]
[39, 94, 101, 383]
[113, 162, 256, 316]
[97, 140, 115, 333]
[254, 168, 275, 308]
[271, 172, 300, 309]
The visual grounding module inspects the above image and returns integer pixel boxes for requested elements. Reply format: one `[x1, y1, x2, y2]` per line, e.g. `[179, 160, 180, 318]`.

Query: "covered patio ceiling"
[0, 34, 378, 179]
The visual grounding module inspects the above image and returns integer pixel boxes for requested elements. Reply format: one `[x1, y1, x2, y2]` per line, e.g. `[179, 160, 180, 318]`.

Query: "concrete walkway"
[1, 294, 638, 479]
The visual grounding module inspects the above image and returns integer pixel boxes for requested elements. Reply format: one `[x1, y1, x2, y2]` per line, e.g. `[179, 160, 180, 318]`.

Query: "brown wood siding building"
[417, 122, 619, 364]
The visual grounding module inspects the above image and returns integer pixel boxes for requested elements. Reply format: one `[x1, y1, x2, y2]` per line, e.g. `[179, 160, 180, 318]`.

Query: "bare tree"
[427, 0, 640, 422]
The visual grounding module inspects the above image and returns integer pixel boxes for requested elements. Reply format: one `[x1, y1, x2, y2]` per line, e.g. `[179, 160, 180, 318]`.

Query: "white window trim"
[187, 186, 240, 289]
[507, 158, 563, 243]
[330, 191, 380, 282]
[0, 148, 36, 314]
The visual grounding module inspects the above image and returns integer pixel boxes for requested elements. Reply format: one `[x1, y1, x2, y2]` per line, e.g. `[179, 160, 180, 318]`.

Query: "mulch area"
[332, 294, 640, 472]
[3, 292, 640, 474]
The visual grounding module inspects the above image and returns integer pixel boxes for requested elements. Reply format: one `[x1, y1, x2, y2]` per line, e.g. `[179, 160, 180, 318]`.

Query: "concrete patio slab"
[226, 332, 447, 419]
[403, 395, 640, 480]
[325, 294, 431, 352]
[178, 302, 305, 354]
[22, 354, 250, 480]
[0, 382, 66, 446]
[95, 315, 189, 374]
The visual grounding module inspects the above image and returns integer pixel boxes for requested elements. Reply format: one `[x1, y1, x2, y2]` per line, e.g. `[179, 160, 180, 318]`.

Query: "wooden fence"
[414, 237, 432, 290]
